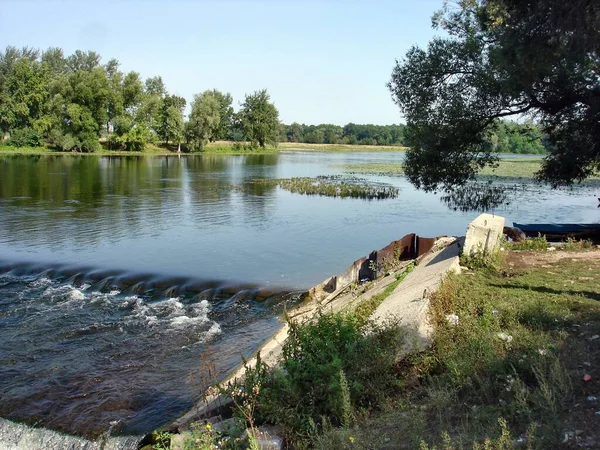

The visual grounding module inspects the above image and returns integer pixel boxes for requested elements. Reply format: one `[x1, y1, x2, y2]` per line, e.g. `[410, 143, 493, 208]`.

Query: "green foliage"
[185, 91, 223, 151]
[6, 127, 41, 147]
[252, 176, 399, 200]
[112, 124, 152, 151]
[157, 95, 186, 146]
[238, 89, 280, 148]
[389, 0, 600, 190]
[489, 121, 546, 155]
[281, 122, 406, 146]
[507, 235, 549, 251]
[223, 311, 404, 440]
[562, 237, 594, 251]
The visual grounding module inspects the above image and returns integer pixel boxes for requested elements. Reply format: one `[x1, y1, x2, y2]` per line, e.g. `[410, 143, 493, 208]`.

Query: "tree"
[0, 56, 49, 133]
[238, 89, 280, 148]
[205, 89, 234, 140]
[157, 95, 186, 146]
[185, 92, 221, 151]
[144, 76, 166, 98]
[388, 0, 600, 190]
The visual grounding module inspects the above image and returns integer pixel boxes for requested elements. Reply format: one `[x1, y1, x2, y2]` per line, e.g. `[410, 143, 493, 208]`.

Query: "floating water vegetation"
[250, 176, 399, 200]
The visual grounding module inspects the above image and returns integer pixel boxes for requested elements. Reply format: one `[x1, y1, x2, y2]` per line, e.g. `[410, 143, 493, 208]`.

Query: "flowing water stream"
[0, 152, 598, 440]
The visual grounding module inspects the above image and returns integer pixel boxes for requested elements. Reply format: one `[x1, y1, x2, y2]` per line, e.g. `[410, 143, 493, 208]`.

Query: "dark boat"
[513, 223, 600, 241]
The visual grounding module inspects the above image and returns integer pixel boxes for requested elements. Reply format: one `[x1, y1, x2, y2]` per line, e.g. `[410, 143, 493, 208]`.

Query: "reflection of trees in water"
[0, 155, 187, 248]
[238, 155, 279, 227]
[440, 181, 526, 212]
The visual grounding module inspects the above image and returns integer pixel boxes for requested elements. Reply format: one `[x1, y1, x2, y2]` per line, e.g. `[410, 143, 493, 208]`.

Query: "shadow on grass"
[489, 283, 600, 302]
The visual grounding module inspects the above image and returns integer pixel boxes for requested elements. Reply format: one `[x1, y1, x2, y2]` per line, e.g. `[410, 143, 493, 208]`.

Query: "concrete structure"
[371, 238, 462, 352]
[0, 418, 141, 450]
[463, 213, 505, 257]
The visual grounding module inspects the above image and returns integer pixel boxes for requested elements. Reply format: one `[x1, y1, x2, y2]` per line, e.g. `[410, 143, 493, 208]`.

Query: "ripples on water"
[0, 262, 297, 438]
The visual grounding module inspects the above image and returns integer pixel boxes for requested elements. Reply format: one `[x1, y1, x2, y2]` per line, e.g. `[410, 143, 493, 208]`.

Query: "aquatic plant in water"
[251, 175, 399, 200]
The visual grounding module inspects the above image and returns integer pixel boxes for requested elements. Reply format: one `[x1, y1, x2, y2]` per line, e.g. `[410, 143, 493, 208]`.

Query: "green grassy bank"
[334, 158, 600, 181]
[161, 244, 600, 449]
[278, 142, 408, 152]
[0, 141, 406, 157]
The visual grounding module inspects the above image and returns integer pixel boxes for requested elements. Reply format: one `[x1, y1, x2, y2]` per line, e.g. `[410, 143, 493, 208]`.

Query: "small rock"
[590, 334, 599, 341]
[170, 431, 193, 450]
[445, 314, 459, 326]
[547, 246, 556, 251]
[212, 417, 243, 436]
[497, 332, 513, 343]
[584, 361, 591, 366]
[586, 396, 597, 401]
[243, 426, 284, 450]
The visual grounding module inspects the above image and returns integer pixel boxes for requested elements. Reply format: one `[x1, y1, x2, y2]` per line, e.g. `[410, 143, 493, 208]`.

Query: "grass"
[334, 158, 600, 181]
[248, 176, 400, 200]
[0, 142, 278, 156]
[153, 249, 600, 448]
[332, 163, 406, 175]
[311, 249, 600, 449]
[279, 142, 407, 153]
[0, 141, 404, 157]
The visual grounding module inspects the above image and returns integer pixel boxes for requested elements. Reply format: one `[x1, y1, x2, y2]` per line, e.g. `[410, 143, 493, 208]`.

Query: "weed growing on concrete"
[353, 262, 415, 322]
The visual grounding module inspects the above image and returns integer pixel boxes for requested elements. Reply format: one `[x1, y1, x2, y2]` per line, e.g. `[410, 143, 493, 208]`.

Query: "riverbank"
[0, 142, 278, 156]
[333, 158, 600, 181]
[278, 142, 407, 152]
[0, 141, 406, 156]
[159, 239, 600, 449]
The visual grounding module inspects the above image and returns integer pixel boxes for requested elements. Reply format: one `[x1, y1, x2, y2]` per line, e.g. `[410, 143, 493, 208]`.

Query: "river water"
[0, 151, 598, 439]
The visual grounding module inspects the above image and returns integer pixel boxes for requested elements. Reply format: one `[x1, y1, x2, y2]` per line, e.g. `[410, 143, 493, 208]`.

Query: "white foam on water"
[40, 284, 87, 307]
[203, 322, 222, 340]
[31, 277, 52, 289]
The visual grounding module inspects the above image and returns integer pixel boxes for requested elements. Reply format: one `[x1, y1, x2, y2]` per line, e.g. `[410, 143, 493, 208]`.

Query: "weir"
[166, 213, 505, 445]
[0, 214, 505, 448]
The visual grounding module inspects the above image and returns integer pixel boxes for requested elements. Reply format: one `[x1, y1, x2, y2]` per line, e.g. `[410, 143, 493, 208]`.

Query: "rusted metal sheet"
[416, 236, 437, 257]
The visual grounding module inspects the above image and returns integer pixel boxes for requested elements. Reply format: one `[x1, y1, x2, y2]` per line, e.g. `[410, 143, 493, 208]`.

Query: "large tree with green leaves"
[389, 0, 600, 191]
[238, 89, 280, 148]
[185, 91, 221, 151]
[157, 94, 186, 146]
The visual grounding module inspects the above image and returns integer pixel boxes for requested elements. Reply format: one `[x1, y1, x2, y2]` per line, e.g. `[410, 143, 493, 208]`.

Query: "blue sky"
[0, 0, 443, 125]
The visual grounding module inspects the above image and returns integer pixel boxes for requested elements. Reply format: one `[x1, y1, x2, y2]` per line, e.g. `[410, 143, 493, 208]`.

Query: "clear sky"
[0, 0, 443, 125]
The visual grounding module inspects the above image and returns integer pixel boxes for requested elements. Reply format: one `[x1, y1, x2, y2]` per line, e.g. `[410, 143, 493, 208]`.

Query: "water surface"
[0, 152, 597, 438]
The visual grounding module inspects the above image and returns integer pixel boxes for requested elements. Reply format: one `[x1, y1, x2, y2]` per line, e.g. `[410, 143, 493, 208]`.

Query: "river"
[0, 151, 597, 439]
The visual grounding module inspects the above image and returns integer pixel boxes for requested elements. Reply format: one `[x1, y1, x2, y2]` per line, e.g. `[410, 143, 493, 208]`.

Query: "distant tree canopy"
[0, 46, 279, 152]
[389, 0, 600, 190]
[280, 123, 407, 146]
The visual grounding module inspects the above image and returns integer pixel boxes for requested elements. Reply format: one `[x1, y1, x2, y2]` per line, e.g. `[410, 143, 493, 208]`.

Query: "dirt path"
[507, 249, 600, 269]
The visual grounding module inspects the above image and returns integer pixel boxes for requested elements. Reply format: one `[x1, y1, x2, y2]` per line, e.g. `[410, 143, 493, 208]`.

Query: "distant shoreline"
[0, 141, 408, 156]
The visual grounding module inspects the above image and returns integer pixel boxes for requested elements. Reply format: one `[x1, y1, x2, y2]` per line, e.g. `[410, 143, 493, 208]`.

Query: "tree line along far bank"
[0, 46, 545, 154]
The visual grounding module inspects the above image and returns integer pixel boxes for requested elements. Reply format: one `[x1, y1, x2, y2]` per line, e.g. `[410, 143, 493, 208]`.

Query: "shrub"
[7, 127, 41, 147]
[223, 311, 404, 439]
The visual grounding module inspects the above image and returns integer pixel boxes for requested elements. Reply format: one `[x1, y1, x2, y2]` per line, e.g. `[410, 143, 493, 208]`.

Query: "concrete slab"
[371, 238, 462, 352]
[0, 418, 141, 450]
[463, 213, 505, 257]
